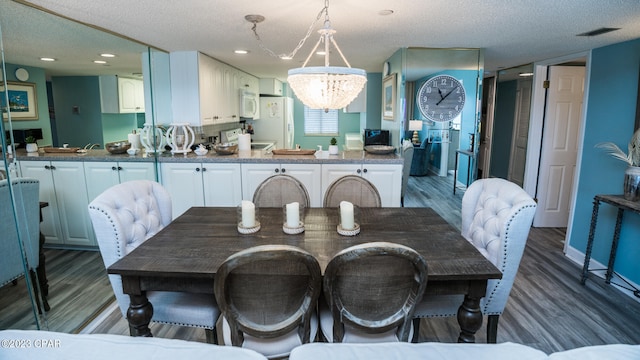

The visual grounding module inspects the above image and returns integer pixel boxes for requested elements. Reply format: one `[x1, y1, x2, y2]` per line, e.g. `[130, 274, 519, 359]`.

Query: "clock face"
[417, 75, 465, 122]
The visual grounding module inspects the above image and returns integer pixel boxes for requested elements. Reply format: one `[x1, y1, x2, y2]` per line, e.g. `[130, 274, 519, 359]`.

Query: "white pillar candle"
[286, 202, 300, 228]
[340, 201, 355, 230]
[241, 200, 255, 227]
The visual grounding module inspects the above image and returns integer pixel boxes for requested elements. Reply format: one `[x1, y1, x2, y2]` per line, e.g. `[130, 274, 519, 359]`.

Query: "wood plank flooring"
[0, 249, 114, 333]
[84, 173, 640, 354]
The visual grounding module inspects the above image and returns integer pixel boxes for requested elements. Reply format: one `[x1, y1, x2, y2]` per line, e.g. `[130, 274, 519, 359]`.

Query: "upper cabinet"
[259, 78, 284, 96]
[169, 51, 259, 126]
[99, 75, 145, 113]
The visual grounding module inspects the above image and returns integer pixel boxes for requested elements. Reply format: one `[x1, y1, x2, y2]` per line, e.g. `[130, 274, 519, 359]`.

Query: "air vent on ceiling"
[577, 27, 620, 37]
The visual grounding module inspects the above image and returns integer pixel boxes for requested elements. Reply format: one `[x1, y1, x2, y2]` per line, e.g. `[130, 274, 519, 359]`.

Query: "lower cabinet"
[19, 160, 96, 247]
[84, 161, 156, 201]
[240, 163, 322, 207]
[321, 163, 402, 207]
[160, 162, 242, 218]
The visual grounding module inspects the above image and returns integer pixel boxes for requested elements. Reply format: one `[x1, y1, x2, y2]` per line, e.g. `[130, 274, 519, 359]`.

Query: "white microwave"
[240, 90, 258, 119]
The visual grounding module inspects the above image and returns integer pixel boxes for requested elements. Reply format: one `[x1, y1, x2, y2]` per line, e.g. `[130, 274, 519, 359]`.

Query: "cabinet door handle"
[44, 165, 51, 170]
[202, 167, 207, 172]
[112, 166, 117, 171]
[50, 166, 56, 170]
[196, 168, 201, 172]
[274, 168, 279, 173]
[363, 168, 368, 173]
[118, 166, 123, 171]
[356, 168, 361, 174]
[281, 168, 286, 173]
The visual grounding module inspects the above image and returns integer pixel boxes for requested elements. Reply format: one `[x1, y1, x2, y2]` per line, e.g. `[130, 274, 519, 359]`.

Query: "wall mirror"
[393, 47, 483, 186]
[487, 63, 534, 186]
[0, 1, 164, 332]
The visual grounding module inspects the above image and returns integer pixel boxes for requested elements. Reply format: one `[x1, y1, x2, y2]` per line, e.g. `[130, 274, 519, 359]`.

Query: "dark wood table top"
[108, 207, 501, 284]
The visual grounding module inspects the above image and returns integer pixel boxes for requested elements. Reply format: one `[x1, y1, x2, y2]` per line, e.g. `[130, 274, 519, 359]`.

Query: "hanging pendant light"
[248, 0, 366, 112]
[287, 0, 366, 112]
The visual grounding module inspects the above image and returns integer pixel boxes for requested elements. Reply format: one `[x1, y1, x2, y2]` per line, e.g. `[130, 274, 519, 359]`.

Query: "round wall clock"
[383, 61, 390, 76]
[417, 75, 465, 122]
[15, 68, 29, 82]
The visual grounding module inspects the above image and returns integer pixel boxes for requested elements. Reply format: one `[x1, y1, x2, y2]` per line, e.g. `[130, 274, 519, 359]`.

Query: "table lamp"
[409, 120, 423, 144]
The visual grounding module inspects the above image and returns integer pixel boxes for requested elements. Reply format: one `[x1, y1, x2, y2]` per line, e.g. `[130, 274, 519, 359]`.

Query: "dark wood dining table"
[108, 206, 501, 343]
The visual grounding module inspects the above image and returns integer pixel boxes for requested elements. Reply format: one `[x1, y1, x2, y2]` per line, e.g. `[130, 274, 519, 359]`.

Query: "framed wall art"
[382, 73, 396, 120]
[0, 81, 39, 120]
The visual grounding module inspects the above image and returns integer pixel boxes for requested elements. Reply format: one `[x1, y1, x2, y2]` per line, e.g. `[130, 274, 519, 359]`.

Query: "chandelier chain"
[250, 1, 330, 60]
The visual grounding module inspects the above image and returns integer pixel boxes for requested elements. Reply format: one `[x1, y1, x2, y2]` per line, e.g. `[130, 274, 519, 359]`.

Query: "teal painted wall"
[569, 38, 640, 285]
[2, 63, 52, 146]
[490, 80, 517, 178]
[52, 76, 142, 147]
[51, 76, 103, 147]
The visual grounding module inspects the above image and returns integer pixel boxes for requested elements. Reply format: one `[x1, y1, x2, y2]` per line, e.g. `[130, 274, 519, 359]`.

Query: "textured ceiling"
[2, 0, 640, 80]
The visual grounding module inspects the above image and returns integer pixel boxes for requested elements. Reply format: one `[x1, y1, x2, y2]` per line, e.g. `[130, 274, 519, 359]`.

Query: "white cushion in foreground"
[0, 330, 268, 360]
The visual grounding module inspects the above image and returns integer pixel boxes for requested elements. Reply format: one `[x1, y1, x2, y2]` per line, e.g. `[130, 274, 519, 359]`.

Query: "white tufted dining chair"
[412, 178, 536, 343]
[88, 180, 219, 343]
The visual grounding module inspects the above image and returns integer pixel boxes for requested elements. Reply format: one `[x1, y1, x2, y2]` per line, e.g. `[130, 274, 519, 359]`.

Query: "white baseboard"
[565, 245, 640, 303]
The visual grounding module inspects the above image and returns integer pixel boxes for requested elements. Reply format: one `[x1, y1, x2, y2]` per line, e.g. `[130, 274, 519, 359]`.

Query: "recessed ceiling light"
[378, 9, 394, 16]
[234, 50, 249, 55]
[100, 53, 116, 58]
[280, 55, 293, 60]
[519, 72, 534, 77]
[93, 60, 107, 64]
[316, 51, 326, 56]
[40, 57, 56, 62]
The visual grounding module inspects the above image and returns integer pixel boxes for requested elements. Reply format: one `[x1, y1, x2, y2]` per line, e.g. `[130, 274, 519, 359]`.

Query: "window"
[304, 107, 338, 135]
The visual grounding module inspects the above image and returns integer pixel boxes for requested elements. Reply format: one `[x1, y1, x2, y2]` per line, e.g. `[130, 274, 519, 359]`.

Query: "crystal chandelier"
[248, 0, 366, 112]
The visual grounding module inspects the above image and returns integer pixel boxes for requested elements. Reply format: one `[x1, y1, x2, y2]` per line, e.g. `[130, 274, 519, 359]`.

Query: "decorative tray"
[43, 147, 81, 153]
[364, 145, 395, 154]
[272, 149, 317, 155]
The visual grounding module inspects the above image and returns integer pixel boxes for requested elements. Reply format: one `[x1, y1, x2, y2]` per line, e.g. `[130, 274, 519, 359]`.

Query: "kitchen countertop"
[11, 148, 402, 164]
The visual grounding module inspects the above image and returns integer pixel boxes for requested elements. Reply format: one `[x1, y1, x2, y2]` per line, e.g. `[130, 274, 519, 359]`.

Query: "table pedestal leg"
[456, 294, 483, 343]
[127, 294, 153, 337]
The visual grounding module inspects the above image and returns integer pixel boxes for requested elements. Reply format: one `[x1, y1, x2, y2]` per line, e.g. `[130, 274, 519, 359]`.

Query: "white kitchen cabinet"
[241, 163, 322, 207]
[170, 51, 223, 126]
[84, 161, 156, 201]
[99, 75, 145, 113]
[222, 66, 240, 124]
[160, 162, 242, 218]
[19, 160, 95, 247]
[259, 78, 284, 96]
[321, 163, 402, 207]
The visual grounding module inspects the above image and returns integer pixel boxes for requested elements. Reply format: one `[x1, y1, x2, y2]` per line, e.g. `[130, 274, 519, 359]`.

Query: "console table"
[580, 194, 640, 297]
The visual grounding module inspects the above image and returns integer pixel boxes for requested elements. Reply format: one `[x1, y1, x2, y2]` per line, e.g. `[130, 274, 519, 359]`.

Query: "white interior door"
[534, 66, 585, 227]
[478, 77, 496, 178]
[508, 78, 533, 186]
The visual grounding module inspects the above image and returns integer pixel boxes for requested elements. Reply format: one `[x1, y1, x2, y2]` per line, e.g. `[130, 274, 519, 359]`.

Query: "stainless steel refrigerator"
[252, 97, 294, 149]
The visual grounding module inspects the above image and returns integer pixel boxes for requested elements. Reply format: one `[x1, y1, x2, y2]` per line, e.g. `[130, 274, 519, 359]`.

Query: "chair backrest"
[323, 175, 382, 208]
[215, 245, 322, 346]
[401, 143, 414, 203]
[461, 178, 537, 314]
[87, 180, 172, 316]
[252, 174, 310, 208]
[0, 178, 40, 287]
[323, 242, 428, 342]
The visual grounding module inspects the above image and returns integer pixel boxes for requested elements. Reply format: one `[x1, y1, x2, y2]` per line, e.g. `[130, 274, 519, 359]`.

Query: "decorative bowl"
[126, 148, 140, 156]
[194, 148, 208, 156]
[213, 143, 238, 155]
[105, 141, 131, 154]
[364, 145, 395, 154]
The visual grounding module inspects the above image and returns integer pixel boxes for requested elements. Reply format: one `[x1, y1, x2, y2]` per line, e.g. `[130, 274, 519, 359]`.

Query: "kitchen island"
[13, 148, 403, 248]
